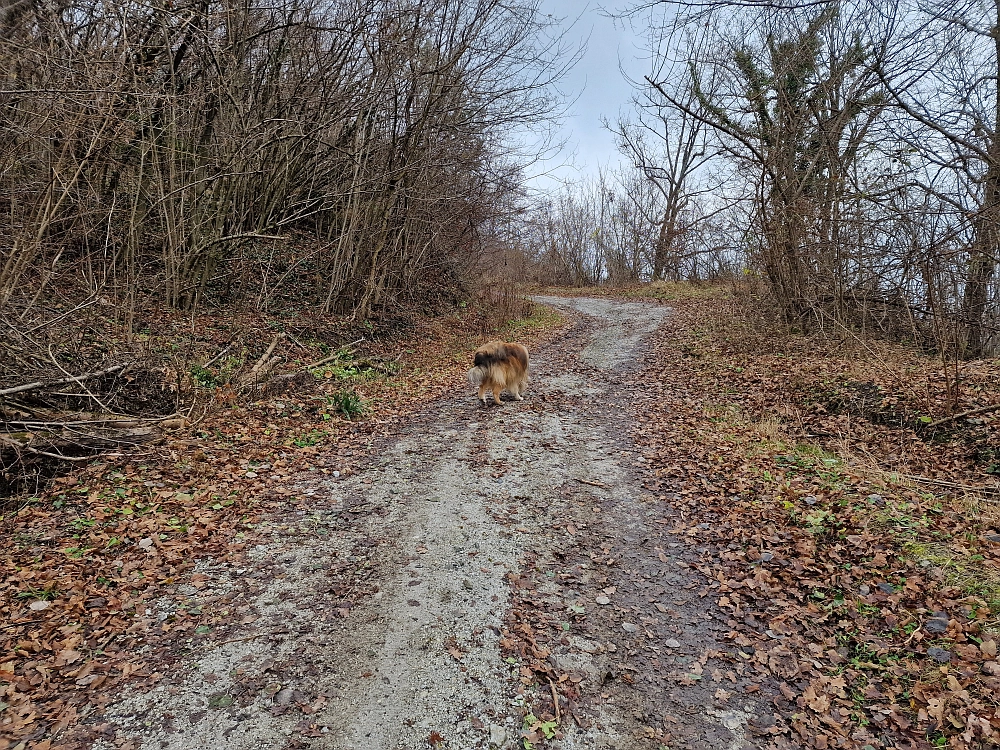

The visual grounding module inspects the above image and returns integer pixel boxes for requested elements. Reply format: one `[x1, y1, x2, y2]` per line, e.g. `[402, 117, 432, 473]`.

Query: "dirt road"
[102, 297, 763, 750]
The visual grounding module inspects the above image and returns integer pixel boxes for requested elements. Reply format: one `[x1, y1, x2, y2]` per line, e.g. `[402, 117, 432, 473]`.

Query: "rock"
[621, 623, 638, 634]
[867, 494, 884, 506]
[664, 639, 681, 649]
[28, 600, 51, 611]
[696, 523, 711, 530]
[877, 582, 895, 594]
[858, 584, 871, 595]
[927, 646, 951, 663]
[595, 595, 611, 606]
[274, 688, 295, 705]
[332, 471, 340, 478]
[138, 537, 154, 550]
[985, 534, 1000, 543]
[760, 552, 774, 562]
[245, 471, 258, 478]
[489, 724, 507, 748]
[803, 495, 817, 505]
[568, 636, 601, 654]
[925, 612, 949, 634]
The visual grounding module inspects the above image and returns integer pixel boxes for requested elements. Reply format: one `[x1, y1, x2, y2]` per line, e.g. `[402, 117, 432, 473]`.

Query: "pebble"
[489, 724, 507, 747]
[867, 494, 884, 506]
[595, 595, 611, 606]
[877, 582, 895, 594]
[332, 471, 341, 478]
[986, 534, 1000, 543]
[28, 600, 51, 611]
[925, 612, 949, 634]
[664, 639, 681, 649]
[696, 523, 711, 530]
[760, 553, 774, 562]
[927, 646, 952, 664]
[803, 495, 817, 505]
[274, 688, 295, 706]
[859, 584, 871, 596]
[621, 623, 638, 633]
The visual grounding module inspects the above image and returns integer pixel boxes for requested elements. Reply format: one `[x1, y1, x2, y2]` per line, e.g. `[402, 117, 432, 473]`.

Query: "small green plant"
[293, 429, 327, 447]
[189, 364, 219, 388]
[17, 584, 59, 600]
[69, 517, 96, 531]
[331, 390, 365, 419]
[522, 713, 559, 748]
[800, 508, 835, 535]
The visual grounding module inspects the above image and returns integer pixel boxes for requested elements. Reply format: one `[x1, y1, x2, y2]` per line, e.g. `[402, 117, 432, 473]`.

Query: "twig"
[306, 338, 366, 370]
[548, 679, 561, 723]
[285, 332, 308, 351]
[574, 478, 609, 489]
[238, 334, 285, 388]
[46, 346, 117, 413]
[0, 435, 92, 462]
[927, 403, 1000, 428]
[24, 296, 98, 334]
[3, 413, 183, 429]
[1, 619, 45, 631]
[901, 474, 1000, 496]
[202, 344, 233, 369]
[307, 353, 340, 370]
[252, 334, 284, 374]
[0, 363, 128, 398]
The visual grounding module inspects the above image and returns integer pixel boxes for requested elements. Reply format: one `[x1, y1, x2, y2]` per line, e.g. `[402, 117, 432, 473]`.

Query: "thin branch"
[0, 364, 129, 398]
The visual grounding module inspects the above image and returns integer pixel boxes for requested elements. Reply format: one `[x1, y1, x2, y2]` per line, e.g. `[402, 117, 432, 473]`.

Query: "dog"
[467, 341, 529, 406]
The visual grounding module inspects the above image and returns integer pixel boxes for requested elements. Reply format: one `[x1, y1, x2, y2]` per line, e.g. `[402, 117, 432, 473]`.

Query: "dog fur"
[467, 341, 529, 406]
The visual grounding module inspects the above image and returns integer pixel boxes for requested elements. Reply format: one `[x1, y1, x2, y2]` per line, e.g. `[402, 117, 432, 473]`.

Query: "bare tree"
[877, 0, 1000, 356]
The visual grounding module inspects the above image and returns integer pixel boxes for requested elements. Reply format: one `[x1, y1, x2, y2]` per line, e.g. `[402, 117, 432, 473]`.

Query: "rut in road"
[101, 296, 763, 750]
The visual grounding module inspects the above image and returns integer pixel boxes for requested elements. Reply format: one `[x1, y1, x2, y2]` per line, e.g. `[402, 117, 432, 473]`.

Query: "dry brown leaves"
[0, 302, 566, 749]
[630, 293, 1000, 749]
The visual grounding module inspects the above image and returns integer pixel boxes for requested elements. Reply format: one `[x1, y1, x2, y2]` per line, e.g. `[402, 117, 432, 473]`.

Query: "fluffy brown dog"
[467, 341, 529, 406]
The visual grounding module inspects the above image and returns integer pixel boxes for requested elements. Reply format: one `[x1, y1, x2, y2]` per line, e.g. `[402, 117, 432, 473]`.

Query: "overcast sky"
[527, 1, 650, 189]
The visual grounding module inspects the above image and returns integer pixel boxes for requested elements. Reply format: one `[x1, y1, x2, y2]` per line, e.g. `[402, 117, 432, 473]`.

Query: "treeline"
[513, 171, 733, 287]
[517, 0, 998, 357]
[0, 0, 568, 320]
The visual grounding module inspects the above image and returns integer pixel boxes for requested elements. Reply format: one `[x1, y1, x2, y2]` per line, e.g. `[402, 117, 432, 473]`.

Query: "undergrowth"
[631, 284, 1000, 749]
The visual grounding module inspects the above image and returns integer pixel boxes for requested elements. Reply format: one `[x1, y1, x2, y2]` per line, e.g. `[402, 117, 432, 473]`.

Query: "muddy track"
[100, 297, 765, 750]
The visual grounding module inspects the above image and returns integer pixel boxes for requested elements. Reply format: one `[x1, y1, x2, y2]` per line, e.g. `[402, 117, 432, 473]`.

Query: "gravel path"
[101, 296, 762, 750]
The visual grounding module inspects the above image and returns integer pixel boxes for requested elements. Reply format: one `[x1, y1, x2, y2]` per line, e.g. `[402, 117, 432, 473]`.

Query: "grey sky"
[529, 1, 649, 187]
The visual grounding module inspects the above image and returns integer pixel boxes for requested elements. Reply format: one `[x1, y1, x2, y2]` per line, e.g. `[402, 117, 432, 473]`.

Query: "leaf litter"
[5, 285, 999, 750]
[623, 289, 1000, 749]
[0, 303, 565, 749]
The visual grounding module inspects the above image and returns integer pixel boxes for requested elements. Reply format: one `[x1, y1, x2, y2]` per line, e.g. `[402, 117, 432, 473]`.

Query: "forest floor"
[3, 286, 1000, 750]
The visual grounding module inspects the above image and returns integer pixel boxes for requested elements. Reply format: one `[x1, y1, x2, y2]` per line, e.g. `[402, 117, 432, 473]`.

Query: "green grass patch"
[905, 541, 1000, 614]
[502, 302, 564, 337]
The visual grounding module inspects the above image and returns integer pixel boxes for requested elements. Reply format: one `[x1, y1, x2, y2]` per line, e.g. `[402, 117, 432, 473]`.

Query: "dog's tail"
[467, 366, 486, 387]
